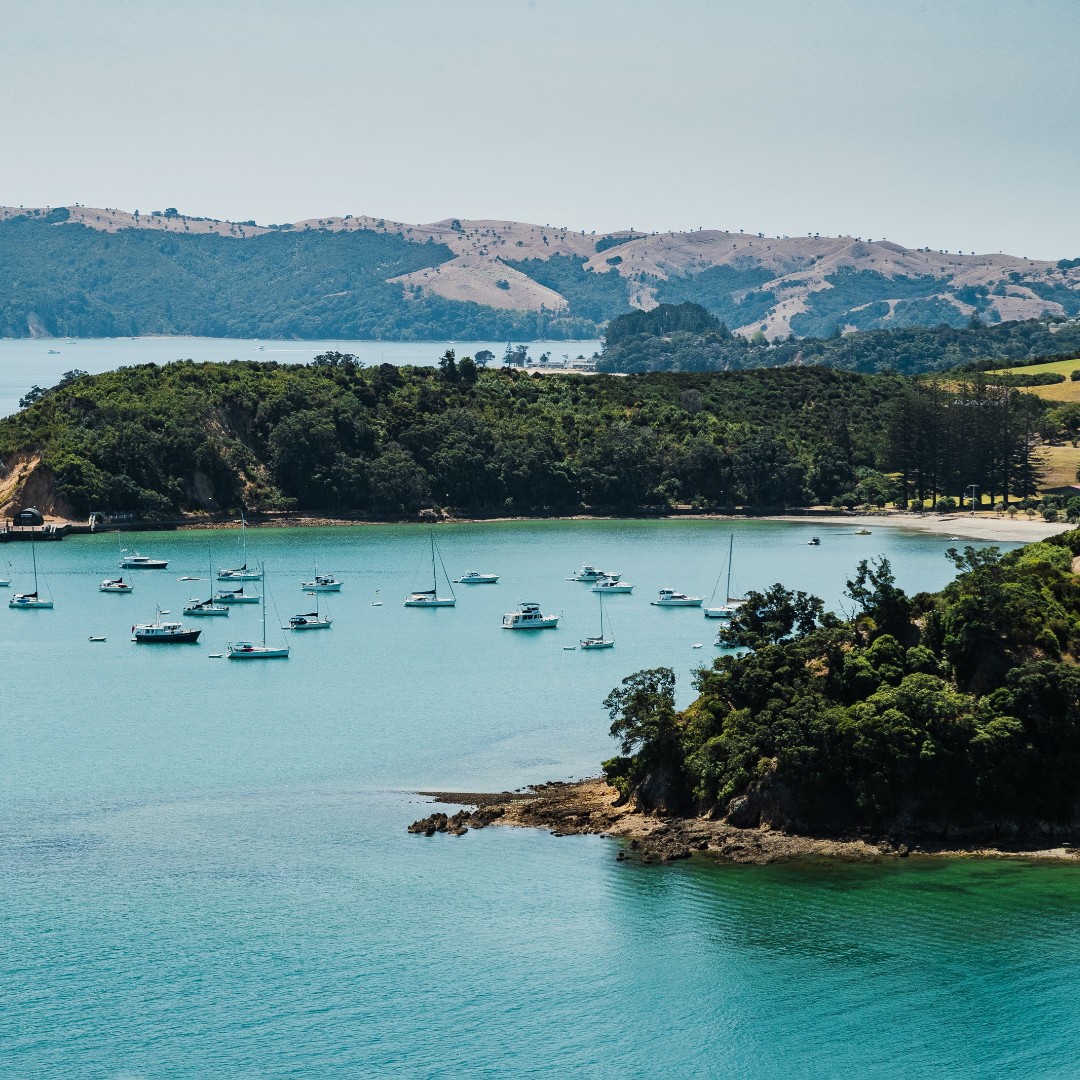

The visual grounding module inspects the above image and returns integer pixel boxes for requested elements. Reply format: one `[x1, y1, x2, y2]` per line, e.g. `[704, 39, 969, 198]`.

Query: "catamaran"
[704, 534, 744, 619]
[9, 540, 53, 609]
[581, 591, 614, 649]
[217, 513, 262, 580]
[405, 531, 456, 607]
[227, 566, 290, 659]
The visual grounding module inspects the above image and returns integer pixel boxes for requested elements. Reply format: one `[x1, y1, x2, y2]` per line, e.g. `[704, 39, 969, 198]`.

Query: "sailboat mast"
[599, 590, 604, 637]
[261, 565, 267, 645]
[32, 535, 38, 591]
[430, 529, 437, 590]
[725, 535, 733, 604]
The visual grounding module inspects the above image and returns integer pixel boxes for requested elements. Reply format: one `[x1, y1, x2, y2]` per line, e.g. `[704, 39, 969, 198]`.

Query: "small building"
[13, 507, 44, 527]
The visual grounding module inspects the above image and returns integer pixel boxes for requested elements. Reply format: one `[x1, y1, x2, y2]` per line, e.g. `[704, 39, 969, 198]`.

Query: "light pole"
[966, 484, 978, 516]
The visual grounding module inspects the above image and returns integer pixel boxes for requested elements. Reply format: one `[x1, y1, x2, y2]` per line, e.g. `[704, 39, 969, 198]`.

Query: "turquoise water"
[4, 519, 1078, 1078]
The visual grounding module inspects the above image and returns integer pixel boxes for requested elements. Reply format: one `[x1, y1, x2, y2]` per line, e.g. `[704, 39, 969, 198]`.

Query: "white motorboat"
[218, 513, 261, 580]
[301, 571, 343, 593]
[100, 577, 134, 593]
[119, 550, 168, 569]
[453, 571, 499, 584]
[213, 585, 260, 604]
[405, 531, 456, 607]
[704, 535, 745, 619]
[581, 591, 614, 649]
[651, 588, 703, 607]
[9, 541, 53, 609]
[228, 566, 290, 659]
[569, 564, 620, 582]
[502, 601, 559, 629]
[131, 609, 201, 643]
[591, 576, 633, 594]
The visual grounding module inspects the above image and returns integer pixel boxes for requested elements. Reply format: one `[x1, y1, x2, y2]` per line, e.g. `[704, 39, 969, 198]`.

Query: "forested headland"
[601, 529, 1080, 843]
[597, 302, 1080, 376]
[0, 353, 1066, 522]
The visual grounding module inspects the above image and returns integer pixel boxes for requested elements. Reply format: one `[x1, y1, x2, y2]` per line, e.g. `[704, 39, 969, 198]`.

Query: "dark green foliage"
[502, 254, 632, 321]
[652, 265, 776, 326]
[608, 532, 1080, 833]
[600, 304, 1080, 377]
[604, 302, 724, 346]
[0, 217, 599, 341]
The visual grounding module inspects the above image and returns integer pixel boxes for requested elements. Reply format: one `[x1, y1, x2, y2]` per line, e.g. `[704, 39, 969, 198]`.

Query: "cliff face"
[0, 455, 73, 518]
[2, 205, 1077, 340]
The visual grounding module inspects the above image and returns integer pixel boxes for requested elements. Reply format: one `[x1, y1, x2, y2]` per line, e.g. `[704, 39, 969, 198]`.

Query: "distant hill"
[1, 204, 1078, 340]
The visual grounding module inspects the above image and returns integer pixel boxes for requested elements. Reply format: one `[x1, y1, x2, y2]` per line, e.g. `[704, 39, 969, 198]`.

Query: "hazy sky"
[3, 0, 1078, 257]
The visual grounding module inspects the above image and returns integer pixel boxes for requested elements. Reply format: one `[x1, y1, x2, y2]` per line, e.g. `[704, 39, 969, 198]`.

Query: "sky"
[2, 0, 1078, 258]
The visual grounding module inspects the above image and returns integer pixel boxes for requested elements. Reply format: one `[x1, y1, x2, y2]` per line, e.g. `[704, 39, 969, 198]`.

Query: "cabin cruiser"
[119, 551, 168, 569]
[651, 588, 703, 607]
[131, 612, 201, 643]
[300, 573, 342, 592]
[453, 571, 499, 584]
[591, 576, 633, 594]
[569, 565, 620, 582]
[100, 577, 134, 593]
[502, 601, 560, 629]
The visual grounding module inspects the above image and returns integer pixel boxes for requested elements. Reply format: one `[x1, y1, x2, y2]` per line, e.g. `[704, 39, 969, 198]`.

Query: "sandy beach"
[766, 510, 1073, 543]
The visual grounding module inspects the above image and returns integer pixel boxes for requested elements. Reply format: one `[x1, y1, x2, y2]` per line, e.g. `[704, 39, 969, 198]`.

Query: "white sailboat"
[0, 560, 11, 587]
[217, 514, 262, 581]
[213, 584, 260, 604]
[9, 540, 53, 609]
[405, 530, 456, 607]
[227, 566, 290, 659]
[286, 588, 333, 630]
[704, 534, 744, 619]
[100, 576, 134, 593]
[184, 550, 230, 616]
[581, 590, 614, 649]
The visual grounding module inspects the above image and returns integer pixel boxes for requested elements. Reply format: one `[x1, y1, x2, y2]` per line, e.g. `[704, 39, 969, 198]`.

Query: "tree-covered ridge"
[598, 303, 1080, 376]
[0, 216, 598, 341]
[0, 358, 1048, 520]
[603, 532, 1080, 837]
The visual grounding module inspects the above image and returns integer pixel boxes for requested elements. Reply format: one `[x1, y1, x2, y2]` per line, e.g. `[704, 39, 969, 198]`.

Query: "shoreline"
[170, 508, 1070, 543]
[409, 779, 1080, 865]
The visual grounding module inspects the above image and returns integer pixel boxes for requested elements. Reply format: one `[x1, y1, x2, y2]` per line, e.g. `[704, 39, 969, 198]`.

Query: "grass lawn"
[986, 356, 1080, 402]
[1041, 443, 1080, 490]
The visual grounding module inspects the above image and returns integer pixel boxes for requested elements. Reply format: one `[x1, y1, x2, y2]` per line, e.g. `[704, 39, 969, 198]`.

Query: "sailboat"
[0, 561, 11, 587]
[300, 563, 342, 592]
[184, 549, 230, 616]
[404, 530, 456, 607]
[704, 535, 744, 619]
[9, 539, 53, 609]
[287, 588, 333, 630]
[581, 590, 614, 649]
[227, 565, 290, 659]
[213, 583, 260, 604]
[100, 576, 134, 593]
[217, 513, 262, 580]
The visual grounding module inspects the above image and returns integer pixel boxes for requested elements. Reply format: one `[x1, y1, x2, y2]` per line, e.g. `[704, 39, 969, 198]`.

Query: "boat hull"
[184, 605, 230, 617]
[217, 571, 262, 581]
[454, 575, 498, 584]
[287, 618, 333, 630]
[302, 582, 342, 592]
[133, 630, 201, 643]
[502, 617, 559, 629]
[592, 584, 633, 593]
[214, 595, 260, 604]
[119, 559, 168, 569]
[404, 597, 456, 607]
[652, 599, 703, 607]
[580, 638, 614, 649]
[9, 597, 53, 609]
[703, 606, 736, 619]
[227, 643, 290, 659]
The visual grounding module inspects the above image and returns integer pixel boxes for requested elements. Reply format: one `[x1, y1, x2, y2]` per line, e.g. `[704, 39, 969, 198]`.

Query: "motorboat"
[131, 610, 201, 643]
[213, 585, 260, 604]
[569, 564, 620, 582]
[502, 601, 559, 629]
[591, 576, 633, 594]
[404, 531, 456, 607]
[808, 537, 821, 546]
[651, 588, 703, 607]
[301, 572, 343, 593]
[218, 513, 261, 580]
[227, 565, 290, 659]
[581, 592, 614, 649]
[854, 528, 872, 535]
[453, 571, 499, 584]
[119, 550, 168, 569]
[100, 577, 134, 593]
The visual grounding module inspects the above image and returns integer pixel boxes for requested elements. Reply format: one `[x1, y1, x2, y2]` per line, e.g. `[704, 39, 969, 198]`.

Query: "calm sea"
[0, 337, 603, 417]
[3, 519, 1078, 1078]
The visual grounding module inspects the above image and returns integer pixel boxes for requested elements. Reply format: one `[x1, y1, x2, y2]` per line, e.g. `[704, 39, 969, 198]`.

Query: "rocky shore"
[408, 779, 1080, 865]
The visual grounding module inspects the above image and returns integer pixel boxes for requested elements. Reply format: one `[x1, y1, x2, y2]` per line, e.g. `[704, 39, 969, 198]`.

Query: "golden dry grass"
[1041, 444, 1080, 489]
